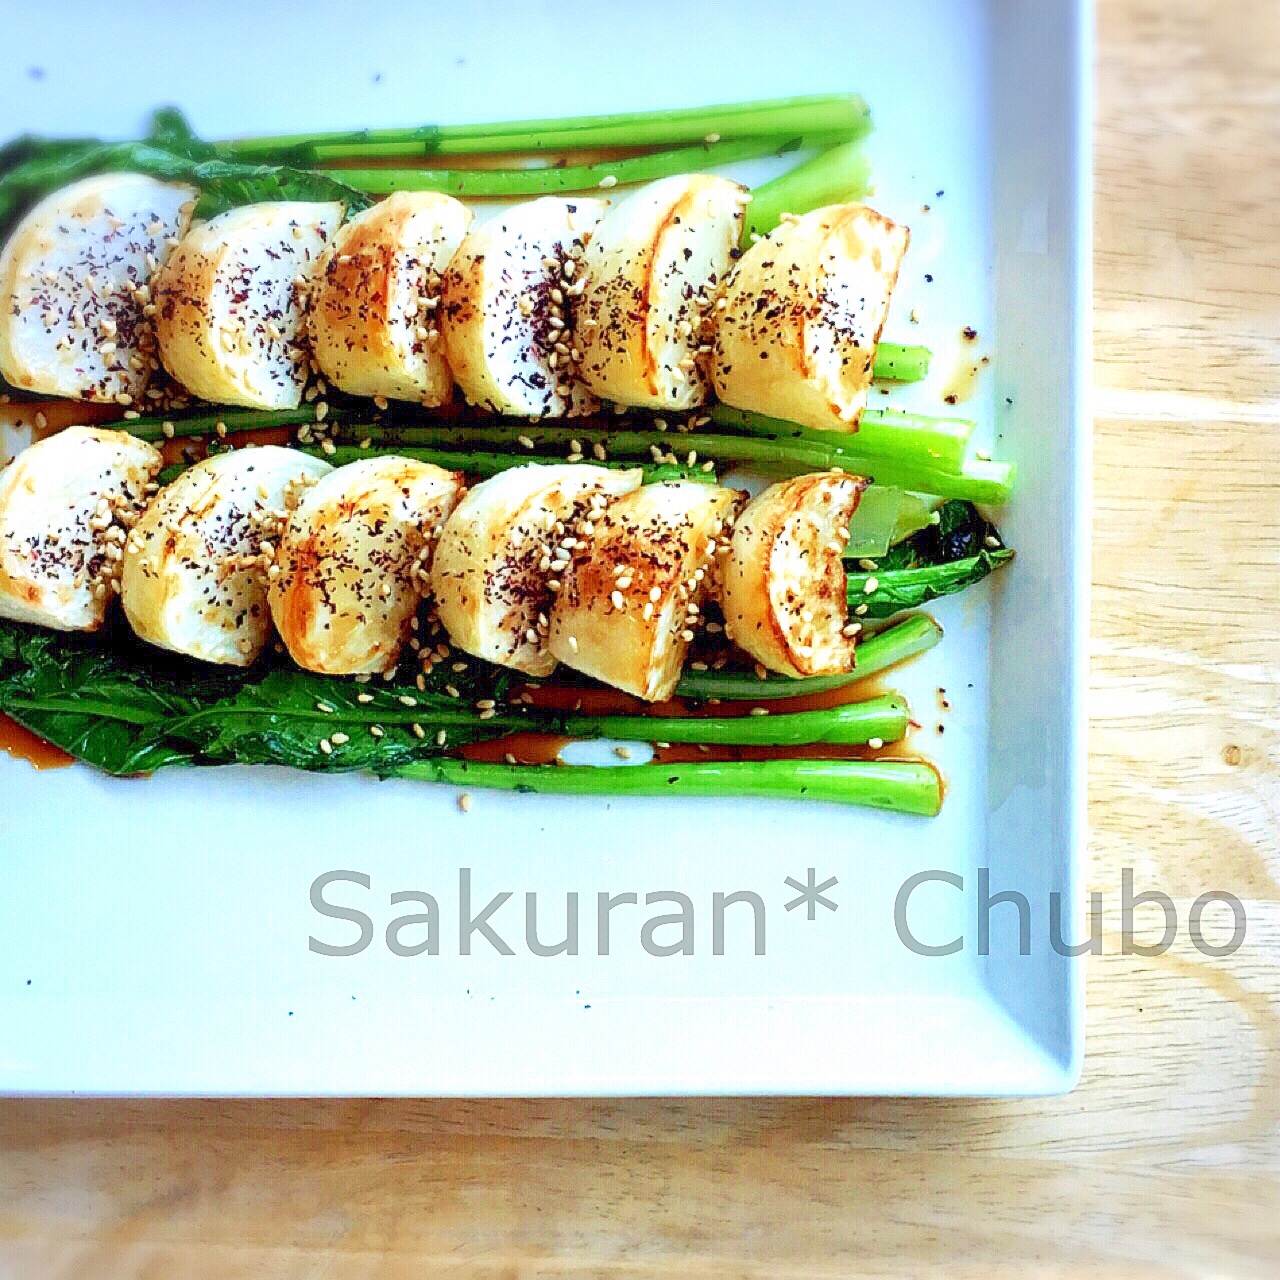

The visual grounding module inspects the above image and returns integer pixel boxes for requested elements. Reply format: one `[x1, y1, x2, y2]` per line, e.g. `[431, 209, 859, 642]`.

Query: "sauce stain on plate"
[941, 327, 989, 406]
[0, 714, 73, 770]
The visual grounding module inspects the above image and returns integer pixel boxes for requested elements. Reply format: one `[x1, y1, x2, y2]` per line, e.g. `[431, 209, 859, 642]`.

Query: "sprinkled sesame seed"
[458, 793, 472, 812]
[749, 707, 770, 717]
[370, 725, 385, 738]
[567, 635, 579, 653]
[356, 692, 375, 704]
[598, 175, 618, 188]
[331, 732, 350, 746]
[863, 577, 879, 593]
[614, 746, 633, 760]
[436, 729, 448, 746]
[319, 739, 333, 755]
[868, 737, 885, 749]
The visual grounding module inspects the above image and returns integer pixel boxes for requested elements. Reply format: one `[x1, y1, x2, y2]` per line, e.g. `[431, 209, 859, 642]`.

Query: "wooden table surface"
[1, 2, 1278, 1275]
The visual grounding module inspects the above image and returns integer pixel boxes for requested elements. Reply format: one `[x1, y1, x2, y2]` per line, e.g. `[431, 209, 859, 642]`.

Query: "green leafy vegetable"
[0, 108, 371, 237]
[327, 134, 847, 199]
[875, 499, 1008, 569]
[0, 620, 238, 773]
[0, 614, 924, 810]
[846, 501, 1013, 618]
[214, 93, 872, 161]
[673, 614, 944, 702]
[396, 757, 942, 816]
[742, 139, 872, 241]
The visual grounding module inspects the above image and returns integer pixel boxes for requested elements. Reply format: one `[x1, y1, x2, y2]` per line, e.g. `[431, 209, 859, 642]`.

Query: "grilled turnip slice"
[547, 480, 744, 700]
[719, 471, 867, 678]
[121, 446, 331, 666]
[269, 455, 463, 676]
[0, 173, 197, 404]
[439, 197, 607, 417]
[432, 462, 642, 677]
[0, 426, 162, 630]
[308, 192, 473, 405]
[577, 174, 745, 410]
[711, 203, 909, 431]
[153, 201, 343, 409]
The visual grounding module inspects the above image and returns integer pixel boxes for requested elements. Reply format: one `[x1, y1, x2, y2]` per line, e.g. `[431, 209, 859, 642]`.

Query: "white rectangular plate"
[0, 0, 1089, 1095]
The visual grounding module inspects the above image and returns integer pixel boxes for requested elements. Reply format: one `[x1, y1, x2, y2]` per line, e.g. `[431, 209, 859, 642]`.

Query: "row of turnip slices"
[0, 164, 907, 426]
[0, 167, 910, 696]
[0, 427, 864, 698]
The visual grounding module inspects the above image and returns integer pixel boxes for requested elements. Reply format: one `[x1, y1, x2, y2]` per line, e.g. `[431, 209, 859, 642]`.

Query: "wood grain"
[1, 0, 1279, 1274]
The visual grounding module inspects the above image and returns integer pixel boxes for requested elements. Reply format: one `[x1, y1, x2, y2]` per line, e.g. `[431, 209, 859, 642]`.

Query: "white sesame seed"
[331, 732, 350, 746]
[567, 635, 579, 653]
[598, 175, 618, 188]
[750, 707, 770, 717]
[868, 737, 885, 749]
[370, 725, 385, 738]
[863, 577, 879, 593]
[319, 739, 333, 755]
[614, 746, 633, 760]
[458, 793, 472, 812]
